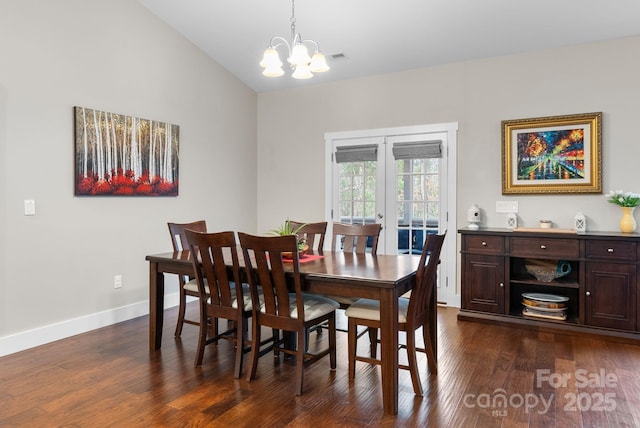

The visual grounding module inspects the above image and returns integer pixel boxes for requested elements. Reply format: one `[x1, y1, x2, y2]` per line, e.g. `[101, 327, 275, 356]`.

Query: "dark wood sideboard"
[458, 228, 640, 340]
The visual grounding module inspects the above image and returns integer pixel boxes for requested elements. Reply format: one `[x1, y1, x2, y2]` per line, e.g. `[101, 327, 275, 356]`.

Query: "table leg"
[379, 287, 399, 415]
[149, 261, 164, 352]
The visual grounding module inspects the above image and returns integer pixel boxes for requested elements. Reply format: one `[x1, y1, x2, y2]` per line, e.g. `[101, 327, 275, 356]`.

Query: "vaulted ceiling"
[138, 0, 640, 93]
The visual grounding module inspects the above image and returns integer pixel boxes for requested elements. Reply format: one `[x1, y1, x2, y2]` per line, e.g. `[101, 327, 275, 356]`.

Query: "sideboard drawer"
[464, 235, 504, 255]
[586, 240, 637, 261]
[510, 237, 579, 259]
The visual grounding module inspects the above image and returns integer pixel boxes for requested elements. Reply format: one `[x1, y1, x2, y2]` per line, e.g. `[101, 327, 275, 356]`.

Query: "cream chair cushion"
[260, 293, 339, 321]
[204, 282, 264, 311]
[183, 278, 209, 294]
[344, 297, 410, 323]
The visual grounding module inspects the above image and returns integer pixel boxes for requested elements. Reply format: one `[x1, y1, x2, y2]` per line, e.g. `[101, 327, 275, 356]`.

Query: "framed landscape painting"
[501, 112, 602, 194]
[74, 106, 179, 196]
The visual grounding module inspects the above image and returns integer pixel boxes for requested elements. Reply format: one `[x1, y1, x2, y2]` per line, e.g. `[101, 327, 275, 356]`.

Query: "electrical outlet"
[114, 275, 122, 289]
[496, 201, 518, 213]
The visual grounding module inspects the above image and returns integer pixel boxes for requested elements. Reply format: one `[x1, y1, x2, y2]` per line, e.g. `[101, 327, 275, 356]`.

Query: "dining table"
[145, 249, 432, 416]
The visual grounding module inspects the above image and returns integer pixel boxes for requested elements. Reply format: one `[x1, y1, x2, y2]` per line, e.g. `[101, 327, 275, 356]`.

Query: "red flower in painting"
[113, 186, 135, 195]
[139, 170, 150, 184]
[93, 180, 113, 194]
[77, 176, 95, 194]
[112, 174, 135, 188]
[136, 183, 154, 195]
[156, 180, 176, 195]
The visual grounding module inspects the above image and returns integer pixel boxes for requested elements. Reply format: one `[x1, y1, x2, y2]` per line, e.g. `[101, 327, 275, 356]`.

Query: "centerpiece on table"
[268, 219, 308, 257]
[605, 190, 640, 233]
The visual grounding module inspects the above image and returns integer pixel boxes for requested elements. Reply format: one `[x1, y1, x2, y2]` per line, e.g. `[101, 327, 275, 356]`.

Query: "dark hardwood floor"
[1, 304, 639, 427]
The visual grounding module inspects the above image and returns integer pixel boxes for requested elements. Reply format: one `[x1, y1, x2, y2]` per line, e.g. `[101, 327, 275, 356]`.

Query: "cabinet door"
[585, 262, 636, 331]
[462, 254, 505, 314]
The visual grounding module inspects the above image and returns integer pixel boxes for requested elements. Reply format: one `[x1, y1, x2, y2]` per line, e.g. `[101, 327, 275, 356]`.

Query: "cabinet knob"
[481, 241, 487, 246]
[586, 291, 591, 296]
[607, 248, 614, 253]
[540, 245, 547, 249]
[499, 282, 504, 287]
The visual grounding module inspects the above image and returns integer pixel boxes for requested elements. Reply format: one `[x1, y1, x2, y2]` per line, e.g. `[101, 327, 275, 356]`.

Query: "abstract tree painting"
[74, 106, 179, 196]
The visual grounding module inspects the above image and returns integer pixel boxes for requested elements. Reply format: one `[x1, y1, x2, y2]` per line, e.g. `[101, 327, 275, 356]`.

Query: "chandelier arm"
[301, 39, 320, 53]
[269, 36, 291, 52]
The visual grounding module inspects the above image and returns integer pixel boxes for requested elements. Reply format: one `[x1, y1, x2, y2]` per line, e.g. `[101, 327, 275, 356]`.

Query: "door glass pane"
[338, 160, 376, 226]
[365, 201, 376, 219]
[396, 157, 440, 254]
[353, 201, 364, 219]
[339, 201, 351, 219]
[353, 175, 364, 200]
[412, 159, 424, 173]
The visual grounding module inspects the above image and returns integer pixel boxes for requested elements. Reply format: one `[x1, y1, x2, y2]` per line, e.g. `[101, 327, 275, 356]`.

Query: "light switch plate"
[496, 201, 518, 213]
[24, 199, 36, 216]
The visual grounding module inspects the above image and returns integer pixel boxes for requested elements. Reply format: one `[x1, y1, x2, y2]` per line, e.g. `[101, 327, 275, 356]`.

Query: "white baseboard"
[0, 292, 181, 358]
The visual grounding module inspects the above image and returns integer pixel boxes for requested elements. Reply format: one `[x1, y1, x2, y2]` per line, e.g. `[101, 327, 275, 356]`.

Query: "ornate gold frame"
[501, 112, 602, 194]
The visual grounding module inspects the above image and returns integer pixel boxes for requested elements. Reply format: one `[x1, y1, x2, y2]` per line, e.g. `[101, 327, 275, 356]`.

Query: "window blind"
[392, 140, 442, 159]
[334, 144, 378, 163]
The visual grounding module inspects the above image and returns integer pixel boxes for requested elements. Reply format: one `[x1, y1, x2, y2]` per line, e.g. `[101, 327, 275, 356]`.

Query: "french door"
[325, 123, 459, 307]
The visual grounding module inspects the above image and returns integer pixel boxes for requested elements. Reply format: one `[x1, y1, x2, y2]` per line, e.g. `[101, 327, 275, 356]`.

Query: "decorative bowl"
[282, 244, 309, 259]
[525, 264, 565, 282]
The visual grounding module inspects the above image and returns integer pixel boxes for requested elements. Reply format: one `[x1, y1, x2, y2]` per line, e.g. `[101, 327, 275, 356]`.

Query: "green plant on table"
[268, 218, 308, 250]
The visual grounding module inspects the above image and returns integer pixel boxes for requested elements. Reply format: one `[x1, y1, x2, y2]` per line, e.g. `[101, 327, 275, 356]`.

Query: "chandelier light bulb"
[262, 65, 285, 77]
[259, 48, 283, 68]
[291, 62, 313, 79]
[309, 52, 329, 73]
[288, 43, 311, 66]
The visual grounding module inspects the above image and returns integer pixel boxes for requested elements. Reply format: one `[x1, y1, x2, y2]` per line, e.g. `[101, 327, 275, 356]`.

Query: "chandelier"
[259, 0, 329, 79]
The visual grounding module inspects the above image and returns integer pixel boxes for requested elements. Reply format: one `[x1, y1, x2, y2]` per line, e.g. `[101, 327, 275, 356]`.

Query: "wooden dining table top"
[145, 249, 420, 286]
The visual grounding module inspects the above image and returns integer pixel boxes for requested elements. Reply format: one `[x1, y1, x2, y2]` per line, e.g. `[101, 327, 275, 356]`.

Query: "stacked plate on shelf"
[522, 292, 568, 321]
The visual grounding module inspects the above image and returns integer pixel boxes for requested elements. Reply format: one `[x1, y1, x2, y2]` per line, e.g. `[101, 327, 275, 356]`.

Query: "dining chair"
[327, 222, 383, 309]
[309, 222, 383, 337]
[331, 222, 382, 255]
[168, 220, 207, 336]
[289, 220, 329, 345]
[288, 220, 327, 251]
[238, 232, 339, 396]
[345, 231, 446, 396]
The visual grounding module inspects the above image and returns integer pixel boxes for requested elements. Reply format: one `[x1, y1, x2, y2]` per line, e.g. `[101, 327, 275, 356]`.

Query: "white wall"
[256, 36, 640, 235]
[0, 0, 257, 349]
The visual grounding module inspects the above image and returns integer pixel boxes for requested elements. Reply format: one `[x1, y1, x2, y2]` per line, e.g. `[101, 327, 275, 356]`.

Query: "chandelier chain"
[290, 0, 297, 40]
